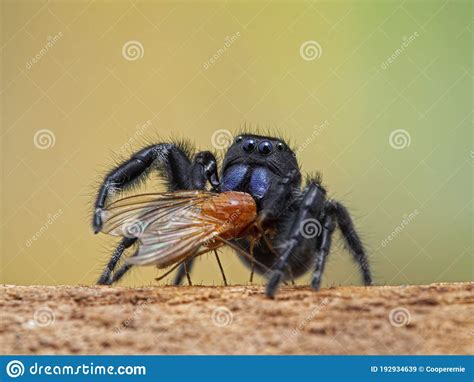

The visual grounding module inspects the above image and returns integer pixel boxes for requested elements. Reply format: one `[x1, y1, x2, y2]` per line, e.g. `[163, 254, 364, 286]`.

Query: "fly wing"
[100, 191, 223, 267]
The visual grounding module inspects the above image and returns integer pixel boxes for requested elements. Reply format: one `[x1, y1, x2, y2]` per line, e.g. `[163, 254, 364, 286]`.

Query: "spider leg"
[108, 263, 133, 285]
[173, 258, 196, 286]
[93, 144, 219, 233]
[172, 151, 220, 286]
[289, 267, 296, 285]
[104, 249, 139, 285]
[97, 237, 136, 285]
[326, 200, 373, 286]
[95, 143, 194, 284]
[257, 169, 300, 225]
[94, 144, 186, 233]
[265, 181, 326, 298]
[310, 214, 336, 290]
[95, 143, 219, 285]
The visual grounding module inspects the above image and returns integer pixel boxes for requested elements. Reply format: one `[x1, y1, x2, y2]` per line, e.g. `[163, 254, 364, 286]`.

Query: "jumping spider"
[93, 134, 373, 297]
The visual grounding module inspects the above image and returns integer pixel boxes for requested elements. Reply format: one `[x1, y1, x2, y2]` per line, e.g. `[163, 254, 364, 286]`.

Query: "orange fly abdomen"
[201, 191, 257, 241]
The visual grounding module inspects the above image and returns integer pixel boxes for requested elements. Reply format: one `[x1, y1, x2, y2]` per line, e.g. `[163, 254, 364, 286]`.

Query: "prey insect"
[93, 133, 373, 298]
[100, 190, 265, 279]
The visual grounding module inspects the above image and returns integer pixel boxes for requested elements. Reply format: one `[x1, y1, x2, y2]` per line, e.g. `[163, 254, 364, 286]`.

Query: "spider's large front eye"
[242, 138, 256, 153]
[258, 141, 273, 155]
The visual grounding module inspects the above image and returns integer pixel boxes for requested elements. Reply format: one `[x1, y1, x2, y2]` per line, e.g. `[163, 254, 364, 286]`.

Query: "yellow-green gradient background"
[1, 0, 472, 287]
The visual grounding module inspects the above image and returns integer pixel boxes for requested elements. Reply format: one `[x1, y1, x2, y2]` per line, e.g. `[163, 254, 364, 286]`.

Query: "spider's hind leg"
[326, 200, 373, 286]
[310, 213, 336, 290]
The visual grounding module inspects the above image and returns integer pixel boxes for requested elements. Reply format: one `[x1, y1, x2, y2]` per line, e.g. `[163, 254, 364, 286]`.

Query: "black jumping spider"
[93, 133, 373, 297]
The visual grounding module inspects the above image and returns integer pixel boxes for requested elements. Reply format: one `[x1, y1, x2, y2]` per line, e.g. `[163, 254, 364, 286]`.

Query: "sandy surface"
[0, 283, 472, 355]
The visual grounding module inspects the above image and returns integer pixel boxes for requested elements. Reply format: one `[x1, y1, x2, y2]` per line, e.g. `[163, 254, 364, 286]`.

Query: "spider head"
[221, 134, 301, 196]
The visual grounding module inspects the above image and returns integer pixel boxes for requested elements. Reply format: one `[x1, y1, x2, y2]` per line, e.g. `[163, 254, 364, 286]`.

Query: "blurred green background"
[1, 0, 472, 287]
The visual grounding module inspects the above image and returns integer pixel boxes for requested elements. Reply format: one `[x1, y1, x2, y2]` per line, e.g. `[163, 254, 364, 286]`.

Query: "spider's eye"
[258, 141, 273, 155]
[276, 142, 285, 151]
[242, 138, 256, 153]
[235, 136, 243, 143]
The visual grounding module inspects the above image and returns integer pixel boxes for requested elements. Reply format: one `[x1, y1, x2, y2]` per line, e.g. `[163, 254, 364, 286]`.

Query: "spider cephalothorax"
[93, 133, 372, 297]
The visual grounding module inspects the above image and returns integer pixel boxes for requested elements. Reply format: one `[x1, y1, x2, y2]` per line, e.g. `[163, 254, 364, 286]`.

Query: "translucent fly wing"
[101, 191, 209, 237]
[100, 191, 223, 268]
[134, 222, 219, 267]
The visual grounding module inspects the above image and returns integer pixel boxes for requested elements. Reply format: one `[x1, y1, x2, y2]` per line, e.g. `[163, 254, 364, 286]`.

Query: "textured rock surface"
[0, 283, 472, 354]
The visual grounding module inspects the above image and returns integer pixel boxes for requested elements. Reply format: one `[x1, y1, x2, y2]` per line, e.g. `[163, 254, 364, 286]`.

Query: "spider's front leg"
[265, 180, 327, 298]
[172, 151, 221, 286]
[256, 169, 301, 226]
[265, 191, 373, 297]
[95, 143, 219, 285]
[93, 144, 219, 232]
